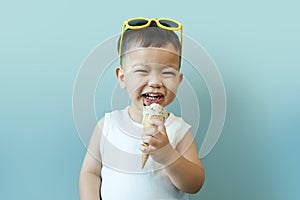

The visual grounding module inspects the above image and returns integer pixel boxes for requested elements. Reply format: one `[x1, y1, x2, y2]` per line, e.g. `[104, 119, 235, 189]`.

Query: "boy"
[79, 18, 205, 200]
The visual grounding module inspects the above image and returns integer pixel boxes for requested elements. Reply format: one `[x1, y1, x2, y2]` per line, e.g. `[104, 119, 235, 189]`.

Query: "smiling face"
[116, 44, 183, 122]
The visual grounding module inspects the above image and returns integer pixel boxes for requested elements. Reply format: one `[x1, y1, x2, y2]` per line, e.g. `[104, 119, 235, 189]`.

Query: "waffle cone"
[141, 151, 149, 169]
[141, 107, 167, 169]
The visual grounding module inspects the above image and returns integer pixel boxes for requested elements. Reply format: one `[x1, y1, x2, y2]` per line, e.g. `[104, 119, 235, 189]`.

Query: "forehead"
[123, 44, 180, 70]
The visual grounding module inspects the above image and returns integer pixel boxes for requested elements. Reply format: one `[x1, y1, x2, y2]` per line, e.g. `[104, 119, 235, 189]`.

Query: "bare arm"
[79, 118, 104, 200]
[164, 130, 205, 194]
[141, 124, 205, 194]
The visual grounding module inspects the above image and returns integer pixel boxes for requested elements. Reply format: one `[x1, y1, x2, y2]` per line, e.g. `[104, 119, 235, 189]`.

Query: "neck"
[128, 105, 143, 123]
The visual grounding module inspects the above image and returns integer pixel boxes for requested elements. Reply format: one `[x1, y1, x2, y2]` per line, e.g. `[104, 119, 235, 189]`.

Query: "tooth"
[148, 94, 160, 97]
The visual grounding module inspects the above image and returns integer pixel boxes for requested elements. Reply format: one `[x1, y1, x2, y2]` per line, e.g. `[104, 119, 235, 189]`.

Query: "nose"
[148, 74, 162, 88]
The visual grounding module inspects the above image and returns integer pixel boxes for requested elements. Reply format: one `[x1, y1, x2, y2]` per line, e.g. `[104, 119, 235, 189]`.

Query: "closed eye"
[135, 70, 148, 73]
[162, 71, 176, 76]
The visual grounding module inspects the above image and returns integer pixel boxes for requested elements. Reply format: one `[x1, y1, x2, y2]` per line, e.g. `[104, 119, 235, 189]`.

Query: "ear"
[115, 67, 126, 89]
[178, 72, 183, 84]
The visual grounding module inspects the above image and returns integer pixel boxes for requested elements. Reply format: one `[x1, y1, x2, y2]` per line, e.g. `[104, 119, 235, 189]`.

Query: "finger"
[139, 143, 156, 154]
[139, 143, 147, 153]
[149, 119, 164, 127]
[142, 126, 157, 137]
[142, 136, 157, 146]
[149, 119, 166, 134]
[150, 127, 166, 140]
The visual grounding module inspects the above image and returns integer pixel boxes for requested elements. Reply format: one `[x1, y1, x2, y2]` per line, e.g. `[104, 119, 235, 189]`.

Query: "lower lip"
[143, 97, 163, 105]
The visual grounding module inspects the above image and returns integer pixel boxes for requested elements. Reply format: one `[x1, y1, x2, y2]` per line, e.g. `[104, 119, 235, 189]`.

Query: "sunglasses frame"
[118, 17, 183, 66]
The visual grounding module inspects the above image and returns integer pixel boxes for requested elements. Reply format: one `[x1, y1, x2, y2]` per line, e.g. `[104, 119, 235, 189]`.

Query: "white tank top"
[100, 107, 191, 200]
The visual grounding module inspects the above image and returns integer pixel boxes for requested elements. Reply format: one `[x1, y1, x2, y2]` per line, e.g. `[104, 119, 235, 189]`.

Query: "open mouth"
[142, 93, 164, 105]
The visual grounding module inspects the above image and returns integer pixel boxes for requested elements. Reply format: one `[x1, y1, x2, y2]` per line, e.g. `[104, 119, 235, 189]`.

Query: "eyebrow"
[131, 63, 150, 69]
[131, 63, 179, 69]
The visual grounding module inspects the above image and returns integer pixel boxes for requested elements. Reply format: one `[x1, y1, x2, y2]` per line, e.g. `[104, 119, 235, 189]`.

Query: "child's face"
[116, 44, 183, 111]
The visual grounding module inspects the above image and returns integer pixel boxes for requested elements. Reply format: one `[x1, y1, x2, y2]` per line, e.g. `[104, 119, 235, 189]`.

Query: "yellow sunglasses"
[118, 17, 183, 65]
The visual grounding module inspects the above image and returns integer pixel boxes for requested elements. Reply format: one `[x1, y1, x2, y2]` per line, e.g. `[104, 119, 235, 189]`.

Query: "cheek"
[164, 80, 181, 95]
[124, 78, 144, 97]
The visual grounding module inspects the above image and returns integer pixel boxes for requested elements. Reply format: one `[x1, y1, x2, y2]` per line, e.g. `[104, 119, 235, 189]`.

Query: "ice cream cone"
[141, 103, 168, 169]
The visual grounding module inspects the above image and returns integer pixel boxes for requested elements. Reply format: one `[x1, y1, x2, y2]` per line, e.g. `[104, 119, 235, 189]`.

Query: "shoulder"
[165, 113, 191, 147]
[95, 117, 105, 133]
[167, 112, 190, 123]
[106, 107, 129, 121]
[98, 107, 130, 134]
[90, 117, 105, 146]
[165, 113, 191, 132]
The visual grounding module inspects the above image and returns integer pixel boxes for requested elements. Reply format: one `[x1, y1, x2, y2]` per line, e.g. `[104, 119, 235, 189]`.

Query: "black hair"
[117, 22, 181, 67]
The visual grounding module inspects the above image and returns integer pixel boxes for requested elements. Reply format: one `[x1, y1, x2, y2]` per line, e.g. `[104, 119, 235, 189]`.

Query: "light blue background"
[1, 0, 299, 199]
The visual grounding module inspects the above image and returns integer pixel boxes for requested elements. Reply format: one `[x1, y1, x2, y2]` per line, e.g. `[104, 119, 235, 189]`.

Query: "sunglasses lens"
[128, 19, 148, 27]
[159, 20, 180, 28]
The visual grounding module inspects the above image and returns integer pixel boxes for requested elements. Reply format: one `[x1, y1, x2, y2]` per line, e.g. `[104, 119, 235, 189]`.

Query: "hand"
[139, 119, 176, 165]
